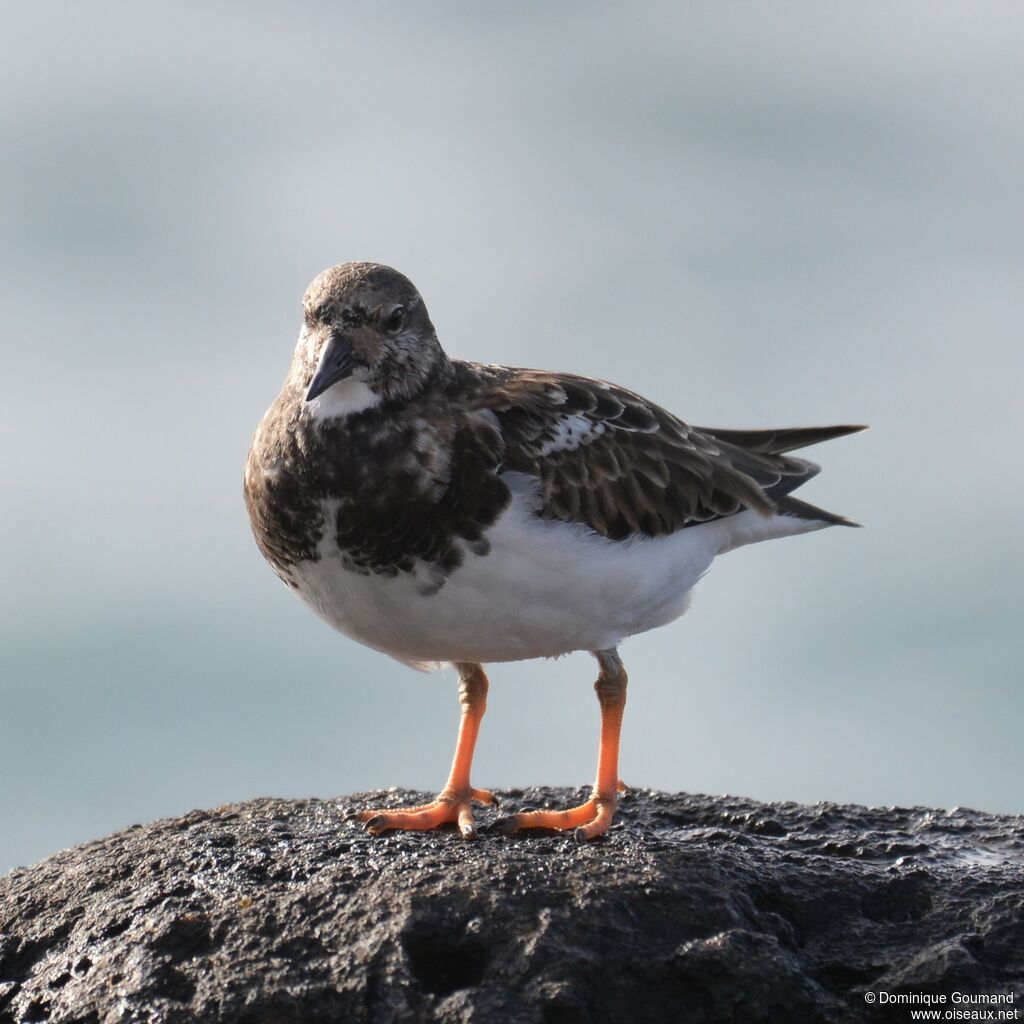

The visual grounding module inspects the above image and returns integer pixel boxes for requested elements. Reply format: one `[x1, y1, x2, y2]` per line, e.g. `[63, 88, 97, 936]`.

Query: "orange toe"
[574, 798, 616, 840]
[498, 794, 618, 841]
[350, 788, 495, 839]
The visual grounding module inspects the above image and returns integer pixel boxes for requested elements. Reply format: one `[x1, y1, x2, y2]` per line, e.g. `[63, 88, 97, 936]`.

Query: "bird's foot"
[345, 787, 497, 840]
[495, 790, 619, 842]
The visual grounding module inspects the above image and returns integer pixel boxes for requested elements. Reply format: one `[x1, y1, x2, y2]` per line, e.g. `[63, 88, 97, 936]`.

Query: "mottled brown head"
[294, 262, 447, 406]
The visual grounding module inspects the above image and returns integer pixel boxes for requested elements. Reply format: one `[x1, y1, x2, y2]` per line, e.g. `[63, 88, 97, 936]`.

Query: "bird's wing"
[462, 365, 848, 541]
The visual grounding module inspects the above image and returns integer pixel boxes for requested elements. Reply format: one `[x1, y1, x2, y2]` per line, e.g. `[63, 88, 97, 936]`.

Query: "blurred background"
[2, 2, 1022, 874]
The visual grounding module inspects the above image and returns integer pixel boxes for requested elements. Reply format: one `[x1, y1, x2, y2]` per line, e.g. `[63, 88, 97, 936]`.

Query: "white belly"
[289, 488, 825, 668]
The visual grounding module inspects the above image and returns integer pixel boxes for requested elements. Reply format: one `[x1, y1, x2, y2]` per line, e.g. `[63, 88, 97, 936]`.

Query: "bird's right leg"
[346, 662, 496, 839]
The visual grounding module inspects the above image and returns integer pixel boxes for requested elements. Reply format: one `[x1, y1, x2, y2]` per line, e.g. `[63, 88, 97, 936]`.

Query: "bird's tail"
[700, 423, 867, 528]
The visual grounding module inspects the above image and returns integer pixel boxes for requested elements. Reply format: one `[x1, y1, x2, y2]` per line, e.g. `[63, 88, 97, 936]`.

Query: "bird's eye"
[385, 306, 404, 332]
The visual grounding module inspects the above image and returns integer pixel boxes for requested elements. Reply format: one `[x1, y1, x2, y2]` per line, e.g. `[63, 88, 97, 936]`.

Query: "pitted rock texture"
[0, 789, 1022, 1024]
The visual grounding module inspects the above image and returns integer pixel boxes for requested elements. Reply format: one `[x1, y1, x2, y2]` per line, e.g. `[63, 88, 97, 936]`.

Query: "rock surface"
[1, 788, 1022, 1024]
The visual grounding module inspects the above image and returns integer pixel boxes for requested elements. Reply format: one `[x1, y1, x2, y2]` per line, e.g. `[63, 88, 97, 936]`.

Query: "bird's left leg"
[498, 649, 627, 841]
[347, 662, 495, 839]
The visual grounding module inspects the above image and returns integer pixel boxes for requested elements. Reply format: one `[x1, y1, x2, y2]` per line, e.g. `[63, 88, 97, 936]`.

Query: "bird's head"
[293, 262, 447, 411]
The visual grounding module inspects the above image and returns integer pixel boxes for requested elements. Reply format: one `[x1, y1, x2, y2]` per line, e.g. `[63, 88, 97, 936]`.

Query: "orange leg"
[498, 649, 628, 841]
[347, 663, 495, 839]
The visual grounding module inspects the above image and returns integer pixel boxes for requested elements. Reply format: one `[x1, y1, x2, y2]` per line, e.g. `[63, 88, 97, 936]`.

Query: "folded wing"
[465, 365, 864, 540]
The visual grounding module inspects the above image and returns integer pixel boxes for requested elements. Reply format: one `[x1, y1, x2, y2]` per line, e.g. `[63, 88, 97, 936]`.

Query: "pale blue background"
[2, 2, 1022, 874]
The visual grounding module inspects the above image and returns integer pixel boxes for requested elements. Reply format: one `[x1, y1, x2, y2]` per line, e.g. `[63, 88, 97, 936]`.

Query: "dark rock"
[1, 788, 1022, 1023]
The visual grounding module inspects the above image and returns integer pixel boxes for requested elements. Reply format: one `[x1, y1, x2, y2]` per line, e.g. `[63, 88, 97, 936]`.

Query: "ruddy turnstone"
[244, 262, 864, 841]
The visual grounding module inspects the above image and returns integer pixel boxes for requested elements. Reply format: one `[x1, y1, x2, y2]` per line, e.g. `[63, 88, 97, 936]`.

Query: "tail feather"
[700, 424, 867, 455]
[776, 494, 861, 528]
[696, 423, 866, 527]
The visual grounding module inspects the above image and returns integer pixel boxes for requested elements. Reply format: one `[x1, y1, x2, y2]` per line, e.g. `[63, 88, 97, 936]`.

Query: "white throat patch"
[306, 378, 382, 421]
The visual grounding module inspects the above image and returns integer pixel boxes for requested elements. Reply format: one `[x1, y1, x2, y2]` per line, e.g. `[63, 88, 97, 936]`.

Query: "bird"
[244, 261, 864, 842]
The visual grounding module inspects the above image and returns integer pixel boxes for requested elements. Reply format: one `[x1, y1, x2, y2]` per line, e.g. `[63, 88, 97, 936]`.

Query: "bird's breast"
[244, 399, 509, 590]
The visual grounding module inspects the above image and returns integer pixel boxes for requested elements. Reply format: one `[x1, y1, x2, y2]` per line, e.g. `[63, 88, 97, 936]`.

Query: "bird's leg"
[498, 649, 628, 841]
[348, 662, 496, 839]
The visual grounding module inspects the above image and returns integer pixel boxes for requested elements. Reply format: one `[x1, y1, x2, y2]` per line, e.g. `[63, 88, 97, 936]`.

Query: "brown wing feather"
[459, 365, 843, 541]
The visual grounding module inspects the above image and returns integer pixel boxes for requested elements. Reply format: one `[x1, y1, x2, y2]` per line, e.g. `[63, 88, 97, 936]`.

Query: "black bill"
[305, 333, 357, 401]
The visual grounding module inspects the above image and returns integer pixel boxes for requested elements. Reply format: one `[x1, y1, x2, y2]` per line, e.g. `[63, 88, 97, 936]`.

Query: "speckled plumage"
[244, 365, 508, 589]
[245, 264, 859, 599]
[243, 262, 864, 839]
